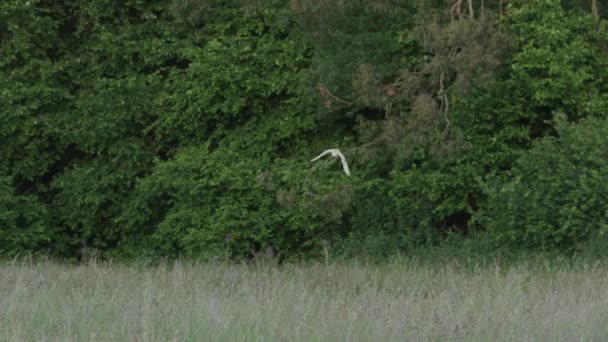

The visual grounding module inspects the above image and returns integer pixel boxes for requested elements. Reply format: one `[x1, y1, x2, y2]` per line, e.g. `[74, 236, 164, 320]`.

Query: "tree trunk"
[467, 0, 474, 20]
[592, 0, 599, 19]
[451, 0, 463, 22]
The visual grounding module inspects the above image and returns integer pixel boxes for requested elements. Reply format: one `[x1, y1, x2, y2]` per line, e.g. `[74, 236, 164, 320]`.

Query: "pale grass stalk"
[1, 259, 607, 341]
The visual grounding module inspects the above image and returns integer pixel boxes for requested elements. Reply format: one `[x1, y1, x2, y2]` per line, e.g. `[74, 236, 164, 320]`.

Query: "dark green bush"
[334, 179, 404, 259]
[0, 177, 49, 257]
[124, 145, 333, 260]
[481, 114, 608, 251]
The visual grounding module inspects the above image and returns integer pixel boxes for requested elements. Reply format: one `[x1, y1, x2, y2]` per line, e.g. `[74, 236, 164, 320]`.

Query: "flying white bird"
[310, 149, 351, 176]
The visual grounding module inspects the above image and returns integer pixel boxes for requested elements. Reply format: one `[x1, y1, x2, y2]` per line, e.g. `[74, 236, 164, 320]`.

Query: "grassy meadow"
[1, 258, 608, 341]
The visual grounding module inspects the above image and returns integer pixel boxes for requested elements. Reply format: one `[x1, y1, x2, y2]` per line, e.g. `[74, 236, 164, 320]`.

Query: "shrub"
[124, 145, 335, 260]
[0, 176, 49, 257]
[480, 114, 608, 251]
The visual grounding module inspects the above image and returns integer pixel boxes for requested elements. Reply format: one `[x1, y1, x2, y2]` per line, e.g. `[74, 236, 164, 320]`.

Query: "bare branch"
[467, 0, 474, 20]
[451, 0, 463, 22]
[316, 84, 354, 109]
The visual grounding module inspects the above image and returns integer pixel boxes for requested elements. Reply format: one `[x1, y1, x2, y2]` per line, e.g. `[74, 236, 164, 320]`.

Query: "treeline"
[1, 0, 607, 261]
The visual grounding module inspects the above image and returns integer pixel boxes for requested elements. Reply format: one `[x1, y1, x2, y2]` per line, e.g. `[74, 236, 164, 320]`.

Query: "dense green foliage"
[1, 0, 607, 260]
[482, 115, 608, 251]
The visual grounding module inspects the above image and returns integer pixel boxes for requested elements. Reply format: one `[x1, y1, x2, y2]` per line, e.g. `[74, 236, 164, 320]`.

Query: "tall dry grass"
[1, 258, 607, 341]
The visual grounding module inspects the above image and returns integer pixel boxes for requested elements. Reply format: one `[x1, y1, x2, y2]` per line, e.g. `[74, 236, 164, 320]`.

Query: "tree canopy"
[1, 0, 607, 260]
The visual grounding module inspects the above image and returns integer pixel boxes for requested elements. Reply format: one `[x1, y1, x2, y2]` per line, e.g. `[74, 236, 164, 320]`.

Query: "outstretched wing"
[336, 151, 351, 176]
[310, 149, 334, 162]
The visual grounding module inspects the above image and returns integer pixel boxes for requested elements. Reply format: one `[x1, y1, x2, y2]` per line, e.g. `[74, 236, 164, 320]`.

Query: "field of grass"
[1, 258, 608, 341]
